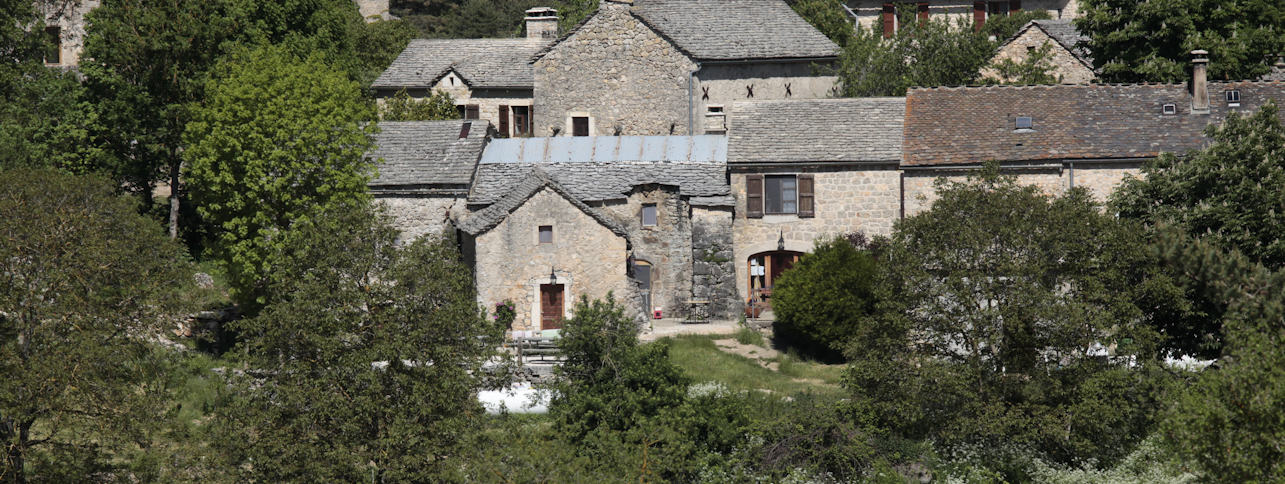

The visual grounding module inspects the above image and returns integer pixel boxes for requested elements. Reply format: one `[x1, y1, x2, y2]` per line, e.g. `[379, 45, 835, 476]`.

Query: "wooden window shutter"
[498, 105, 510, 137]
[973, 1, 986, 32]
[1010, 0, 1021, 12]
[797, 174, 815, 218]
[881, 3, 895, 38]
[917, 2, 929, 22]
[746, 175, 764, 219]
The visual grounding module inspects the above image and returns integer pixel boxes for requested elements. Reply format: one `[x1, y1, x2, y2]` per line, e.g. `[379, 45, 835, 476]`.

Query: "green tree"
[772, 235, 880, 362]
[1155, 230, 1285, 482]
[983, 43, 1062, 85]
[214, 203, 506, 482]
[846, 165, 1174, 472]
[787, 0, 853, 48]
[0, 168, 196, 483]
[381, 89, 460, 121]
[0, 65, 108, 174]
[184, 46, 377, 311]
[1077, 0, 1285, 83]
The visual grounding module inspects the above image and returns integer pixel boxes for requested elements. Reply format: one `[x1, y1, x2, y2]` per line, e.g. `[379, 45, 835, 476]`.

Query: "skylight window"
[1163, 103, 1177, 115]
[1015, 116, 1033, 131]
[1226, 90, 1241, 106]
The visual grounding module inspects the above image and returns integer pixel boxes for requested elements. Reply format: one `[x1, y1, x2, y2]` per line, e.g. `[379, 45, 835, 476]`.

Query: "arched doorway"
[747, 250, 803, 313]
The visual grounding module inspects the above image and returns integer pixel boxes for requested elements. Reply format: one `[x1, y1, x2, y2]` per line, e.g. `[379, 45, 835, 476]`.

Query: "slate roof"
[457, 169, 631, 238]
[1264, 64, 1285, 81]
[371, 38, 548, 90]
[1000, 19, 1092, 67]
[902, 81, 1285, 167]
[727, 98, 904, 164]
[631, 0, 840, 61]
[367, 120, 489, 190]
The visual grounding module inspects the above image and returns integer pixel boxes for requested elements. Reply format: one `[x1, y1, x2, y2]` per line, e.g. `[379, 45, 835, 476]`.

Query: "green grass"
[664, 335, 844, 397]
[734, 326, 766, 346]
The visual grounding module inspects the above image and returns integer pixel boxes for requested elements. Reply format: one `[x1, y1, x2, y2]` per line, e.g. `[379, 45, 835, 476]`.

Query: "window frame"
[43, 26, 61, 65]
[641, 203, 658, 227]
[538, 225, 553, 244]
[763, 175, 798, 215]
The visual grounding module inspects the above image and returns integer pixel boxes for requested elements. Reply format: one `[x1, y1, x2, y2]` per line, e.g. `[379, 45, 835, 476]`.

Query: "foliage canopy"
[772, 235, 880, 362]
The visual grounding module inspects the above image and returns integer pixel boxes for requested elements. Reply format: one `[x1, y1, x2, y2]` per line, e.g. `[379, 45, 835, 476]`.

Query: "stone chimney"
[1191, 50, 1210, 113]
[525, 7, 558, 40]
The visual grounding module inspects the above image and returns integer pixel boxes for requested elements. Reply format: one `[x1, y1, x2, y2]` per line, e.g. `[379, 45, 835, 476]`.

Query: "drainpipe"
[688, 65, 699, 135]
[1067, 162, 1075, 189]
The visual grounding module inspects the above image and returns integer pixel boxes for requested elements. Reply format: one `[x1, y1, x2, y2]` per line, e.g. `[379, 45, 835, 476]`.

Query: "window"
[1015, 116, 1033, 130]
[1162, 103, 1177, 115]
[1226, 90, 1241, 106]
[43, 26, 60, 65]
[512, 105, 531, 136]
[538, 225, 553, 244]
[572, 116, 589, 136]
[746, 174, 814, 219]
[764, 176, 798, 215]
[641, 204, 658, 226]
[457, 104, 479, 120]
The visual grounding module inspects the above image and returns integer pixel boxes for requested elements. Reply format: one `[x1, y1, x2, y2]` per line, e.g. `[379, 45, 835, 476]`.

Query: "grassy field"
[663, 335, 845, 397]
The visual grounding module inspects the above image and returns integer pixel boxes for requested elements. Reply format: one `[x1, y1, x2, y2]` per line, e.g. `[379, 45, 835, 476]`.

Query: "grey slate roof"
[1027, 19, 1091, 65]
[631, 0, 840, 61]
[470, 161, 730, 205]
[371, 38, 548, 90]
[367, 120, 489, 189]
[727, 98, 904, 164]
[457, 169, 631, 238]
[902, 81, 1285, 167]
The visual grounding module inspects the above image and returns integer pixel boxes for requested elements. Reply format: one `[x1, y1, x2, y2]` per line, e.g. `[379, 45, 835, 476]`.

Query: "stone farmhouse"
[846, 0, 1080, 35]
[531, 0, 840, 137]
[981, 19, 1093, 84]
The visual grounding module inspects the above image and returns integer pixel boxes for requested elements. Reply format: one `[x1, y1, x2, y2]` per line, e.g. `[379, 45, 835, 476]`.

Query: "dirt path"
[712, 338, 782, 371]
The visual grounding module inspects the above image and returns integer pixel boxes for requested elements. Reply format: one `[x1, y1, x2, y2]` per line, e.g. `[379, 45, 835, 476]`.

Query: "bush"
[771, 235, 880, 362]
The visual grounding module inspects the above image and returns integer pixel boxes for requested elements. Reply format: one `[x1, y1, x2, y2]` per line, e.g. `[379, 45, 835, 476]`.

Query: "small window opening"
[641, 204, 658, 226]
[538, 225, 553, 244]
[1026, 45, 1036, 53]
[707, 106, 724, 114]
[572, 116, 589, 136]
[1162, 103, 1177, 115]
[1226, 90, 1241, 106]
[43, 26, 60, 64]
[1015, 116, 1033, 130]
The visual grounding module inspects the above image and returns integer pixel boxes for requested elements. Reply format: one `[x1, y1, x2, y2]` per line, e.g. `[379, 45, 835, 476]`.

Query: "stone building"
[354, 0, 393, 22]
[462, 135, 735, 327]
[366, 120, 490, 243]
[531, 0, 840, 137]
[37, 0, 99, 68]
[981, 19, 1093, 84]
[726, 98, 903, 308]
[848, 0, 1080, 34]
[370, 8, 558, 137]
[901, 59, 1285, 215]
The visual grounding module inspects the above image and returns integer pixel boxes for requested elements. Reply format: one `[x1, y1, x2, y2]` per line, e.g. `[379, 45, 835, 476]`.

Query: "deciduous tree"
[772, 235, 880, 362]
[381, 89, 460, 121]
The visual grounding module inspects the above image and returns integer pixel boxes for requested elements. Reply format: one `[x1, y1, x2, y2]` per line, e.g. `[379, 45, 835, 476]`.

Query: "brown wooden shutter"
[498, 105, 510, 137]
[1010, 0, 1021, 12]
[746, 175, 764, 219]
[974, 1, 986, 32]
[881, 3, 895, 38]
[466, 104, 480, 120]
[917, 2, 929, 22]
[797, 174, 815, 218]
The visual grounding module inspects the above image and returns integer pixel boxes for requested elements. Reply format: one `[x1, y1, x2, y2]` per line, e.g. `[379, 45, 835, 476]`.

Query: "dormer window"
[1015, 116, 1033, 131]
[1162, 103, 1177, 115]
[1225, 90, 1241, 107]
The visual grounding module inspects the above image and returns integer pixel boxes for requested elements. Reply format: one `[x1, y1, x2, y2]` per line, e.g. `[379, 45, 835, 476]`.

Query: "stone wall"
[355, 0, 391, 21]
[471, 187, 633, 330]
[691, 206, 737, 319]
[39, 0, 99, 68]
[730, 165, 900, 300]
[849, 0, 1081, 30]
[902, 162, 1141, 216]
[431, 76, 535, 137]
[594, 186, 695, 318]
[980, 26, 1094, 84]
[532, 0, 697, 136]
[375, 195, 465, 244]
[693, 63, 838, 134]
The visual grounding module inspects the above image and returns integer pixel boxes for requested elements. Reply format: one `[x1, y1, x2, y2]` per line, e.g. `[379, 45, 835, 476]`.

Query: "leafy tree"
[381, 89, 460, 121]
[772, 235, 880, 362]
[214, 203, 507, 482]
[787, 0, 853, 48]
[1155, 230, 1285, 482]
[554, 0, 597, 34]
[0, 168, 196, 483]
[838, 10, 1050, 96]
[1077, 0, 1285, 83]
[982, 43, 1062, 85]
[0, 65, 108, 174]
[184, 46, 377, 311]
[846, 165, 1175, 471]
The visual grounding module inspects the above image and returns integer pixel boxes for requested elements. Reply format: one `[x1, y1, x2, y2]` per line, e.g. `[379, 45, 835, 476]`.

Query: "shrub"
[771, 235, 880, 362]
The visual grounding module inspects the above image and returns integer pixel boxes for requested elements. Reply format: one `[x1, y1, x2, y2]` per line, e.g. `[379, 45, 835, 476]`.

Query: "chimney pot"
[1191, 49, 1210, 113]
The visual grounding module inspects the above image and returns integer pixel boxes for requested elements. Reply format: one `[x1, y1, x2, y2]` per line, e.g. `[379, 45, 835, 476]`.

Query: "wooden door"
[540, 284, 564, 329]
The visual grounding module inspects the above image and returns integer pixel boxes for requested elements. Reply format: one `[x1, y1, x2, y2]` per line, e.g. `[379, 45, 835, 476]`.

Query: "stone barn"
[367, 120, 489, 243]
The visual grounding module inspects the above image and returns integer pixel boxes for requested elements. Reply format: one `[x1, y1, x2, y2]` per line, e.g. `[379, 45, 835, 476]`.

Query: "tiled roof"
[903, 82, 1285, 167]
[1008, 19, 1092, 66]
[372, 38, 548, 90]
[727, 98, 904, 164]
[470, 161, 729, 205]
[631, 0, 840, 61]
[457, 169, 630, 237]
[367, 120, 489, 189]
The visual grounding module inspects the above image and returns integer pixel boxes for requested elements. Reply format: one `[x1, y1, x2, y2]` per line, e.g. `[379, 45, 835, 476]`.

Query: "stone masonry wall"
[730, 165, 900, 301]
[375, 195, 465, 244]
[533, 0, 697, 136]
[472, 188, 633, 331]
[433, 75, 534, 137]
[902, 163, 1141, 216]
[849, 0, 1080, 30]
[691, 206, 737, 319]
[694, 63, 838, 134]
[981, 27, 1094, 84]
[39, 0, 99, 68]
[594, 186, 695, 318]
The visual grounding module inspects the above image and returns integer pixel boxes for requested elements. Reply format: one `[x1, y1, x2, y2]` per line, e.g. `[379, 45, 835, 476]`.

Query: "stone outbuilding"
[464, 135, 737, 326]
[370, 8, 558, 137]
[531, 0, 840, 137]
[981, 19, 1094, 84]
[726, 97, 904, 309]
[367, 119, 490, 243]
